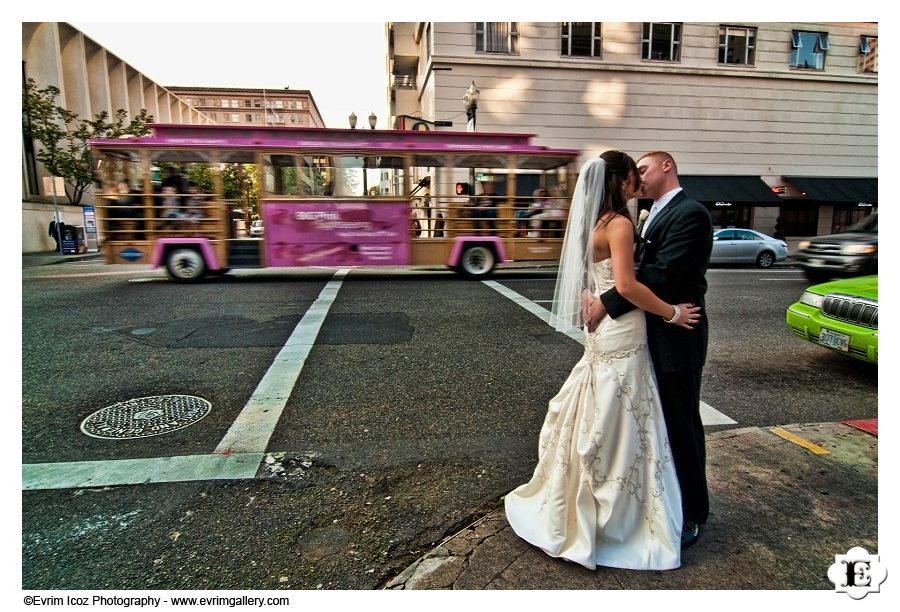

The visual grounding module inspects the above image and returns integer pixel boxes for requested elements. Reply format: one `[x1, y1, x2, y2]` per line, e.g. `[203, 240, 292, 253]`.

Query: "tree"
[220, 163, 260, 217]
[22, 78, 152, 205]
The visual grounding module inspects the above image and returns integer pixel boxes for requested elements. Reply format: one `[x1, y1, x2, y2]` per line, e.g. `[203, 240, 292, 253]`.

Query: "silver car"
[711, 228, 788, 268]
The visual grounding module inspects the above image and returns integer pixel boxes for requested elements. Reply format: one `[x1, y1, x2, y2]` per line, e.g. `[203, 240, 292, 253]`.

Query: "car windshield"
[846, 213, 877, 233]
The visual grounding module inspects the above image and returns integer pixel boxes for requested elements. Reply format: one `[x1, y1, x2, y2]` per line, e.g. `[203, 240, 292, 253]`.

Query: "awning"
[678, 175, 782, 204]
[783, 176, 877, 204]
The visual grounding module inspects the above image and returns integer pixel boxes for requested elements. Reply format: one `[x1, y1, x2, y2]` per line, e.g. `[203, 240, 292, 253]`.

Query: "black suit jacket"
[600, 190, 713, 372]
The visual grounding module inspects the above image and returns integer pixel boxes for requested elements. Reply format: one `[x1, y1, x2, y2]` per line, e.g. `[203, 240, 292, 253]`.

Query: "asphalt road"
[20, 263, 877, 590]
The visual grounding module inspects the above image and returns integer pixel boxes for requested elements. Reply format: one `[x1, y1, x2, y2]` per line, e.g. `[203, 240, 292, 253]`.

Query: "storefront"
[678, 175, 783, 231]
[782, 176, 877, 234]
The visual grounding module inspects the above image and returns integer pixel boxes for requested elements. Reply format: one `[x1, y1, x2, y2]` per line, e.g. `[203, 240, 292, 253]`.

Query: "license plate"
[819, 328, 850, 351]
[807, 258, 824, 266]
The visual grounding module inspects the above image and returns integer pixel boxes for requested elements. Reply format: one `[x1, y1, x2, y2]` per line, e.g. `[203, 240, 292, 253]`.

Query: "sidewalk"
[22, 250, 103, 268]
[386, 420, 877, 590]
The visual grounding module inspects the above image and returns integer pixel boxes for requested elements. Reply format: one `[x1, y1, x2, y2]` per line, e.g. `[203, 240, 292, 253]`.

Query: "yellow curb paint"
[770, 427, 831, 455]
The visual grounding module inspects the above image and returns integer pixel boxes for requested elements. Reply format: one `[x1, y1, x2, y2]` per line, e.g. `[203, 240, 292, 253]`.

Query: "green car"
[786, 275, 877, 364]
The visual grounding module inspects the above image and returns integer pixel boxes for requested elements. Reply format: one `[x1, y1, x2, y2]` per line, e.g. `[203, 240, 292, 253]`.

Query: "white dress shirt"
[641, 187, 683, 238]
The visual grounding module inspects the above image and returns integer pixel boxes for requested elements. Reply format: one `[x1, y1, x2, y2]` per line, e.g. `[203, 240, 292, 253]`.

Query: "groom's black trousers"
[654, 367, 710, 525]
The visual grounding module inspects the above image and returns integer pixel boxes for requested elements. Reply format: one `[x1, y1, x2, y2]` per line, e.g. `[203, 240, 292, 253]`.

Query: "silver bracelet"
[664, 304, 680, 324]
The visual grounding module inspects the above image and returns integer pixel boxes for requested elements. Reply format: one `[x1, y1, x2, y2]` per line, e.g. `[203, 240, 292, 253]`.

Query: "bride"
[504, 151, 701, 571]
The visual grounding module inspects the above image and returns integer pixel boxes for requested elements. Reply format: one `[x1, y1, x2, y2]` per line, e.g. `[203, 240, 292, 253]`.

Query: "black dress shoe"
[681, 521, 700, 549]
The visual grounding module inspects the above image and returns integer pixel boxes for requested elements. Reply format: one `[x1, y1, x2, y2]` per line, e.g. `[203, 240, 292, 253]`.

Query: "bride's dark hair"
[595, 150, 638, 227]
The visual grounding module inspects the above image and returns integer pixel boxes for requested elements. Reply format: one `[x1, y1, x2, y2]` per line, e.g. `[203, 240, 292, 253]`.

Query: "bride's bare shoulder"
[606, 214, 635, 231]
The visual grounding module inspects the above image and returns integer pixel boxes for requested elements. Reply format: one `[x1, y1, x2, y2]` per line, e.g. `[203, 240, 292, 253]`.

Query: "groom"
[598, 151, 714, 549]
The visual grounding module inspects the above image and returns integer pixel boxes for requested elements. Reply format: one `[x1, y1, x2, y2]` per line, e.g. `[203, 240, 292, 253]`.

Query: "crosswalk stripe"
[214, 269, 348, 454]
[22, 453, 264, 491]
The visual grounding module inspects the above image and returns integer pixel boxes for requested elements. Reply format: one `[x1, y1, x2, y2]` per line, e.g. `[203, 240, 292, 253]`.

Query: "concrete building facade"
[387, 22, 878, 238]
[165, 87, 324, 129]
[21, 22, 216, 252]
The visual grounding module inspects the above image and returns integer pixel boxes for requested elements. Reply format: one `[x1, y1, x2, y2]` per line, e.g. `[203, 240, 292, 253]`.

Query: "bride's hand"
[675, 303, 702, 329]
[580, 290, 593, 327]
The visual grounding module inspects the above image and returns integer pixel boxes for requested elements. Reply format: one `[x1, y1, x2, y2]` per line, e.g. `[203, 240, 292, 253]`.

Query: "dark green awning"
[679, 175, 782, 204]
[783, 176, 877, 204]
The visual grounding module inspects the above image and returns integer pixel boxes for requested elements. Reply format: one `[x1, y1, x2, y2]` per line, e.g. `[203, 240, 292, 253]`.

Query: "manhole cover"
[80, 395, 212, 440]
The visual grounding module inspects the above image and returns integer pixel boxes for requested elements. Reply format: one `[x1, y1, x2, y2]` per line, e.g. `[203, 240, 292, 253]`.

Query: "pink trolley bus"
[89, 124, 579, 282]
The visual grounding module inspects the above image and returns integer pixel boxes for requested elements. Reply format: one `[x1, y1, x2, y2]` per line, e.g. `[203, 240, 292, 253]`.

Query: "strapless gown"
[505, 258, 682, 570]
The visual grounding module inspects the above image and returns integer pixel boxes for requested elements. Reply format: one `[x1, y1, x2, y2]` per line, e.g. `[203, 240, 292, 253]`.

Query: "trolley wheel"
[458, 244, 496, 279]
[165, 248, 207, 283]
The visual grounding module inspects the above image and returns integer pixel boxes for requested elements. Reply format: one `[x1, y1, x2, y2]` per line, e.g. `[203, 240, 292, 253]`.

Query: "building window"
[475, 22, 519, 54]
[561, 22, 602, 57]
[858, 35, 878, 73]
[254, 99, 261, 108]
[246, 114, 253, 122]
[221, 113, 228, 122]
[209, 112, 217, 121]
[426, 23, 432, 62]
[244, 99, 252, 108]
[642, 22, 682, 61]
[718, 25, 756, 65]
[231, 99, 240, 108]
[790, 30, 828, 70]
[231, 113, 240, 123]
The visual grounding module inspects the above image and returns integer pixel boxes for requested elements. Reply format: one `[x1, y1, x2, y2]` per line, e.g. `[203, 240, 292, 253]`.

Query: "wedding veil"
[549, 157, 606, 336]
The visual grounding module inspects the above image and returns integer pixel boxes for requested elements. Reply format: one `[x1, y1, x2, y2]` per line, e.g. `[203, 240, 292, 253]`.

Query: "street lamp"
[349, 112, 358, 129]
[368, 112, 377, 129]
[464, 81, 480, 133]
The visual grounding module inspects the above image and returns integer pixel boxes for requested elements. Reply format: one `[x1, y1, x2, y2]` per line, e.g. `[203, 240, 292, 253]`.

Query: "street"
[21, 262, 877, 590]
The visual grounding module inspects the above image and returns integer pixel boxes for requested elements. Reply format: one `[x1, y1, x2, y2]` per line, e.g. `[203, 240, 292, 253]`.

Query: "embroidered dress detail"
[505, 259, 682, 570]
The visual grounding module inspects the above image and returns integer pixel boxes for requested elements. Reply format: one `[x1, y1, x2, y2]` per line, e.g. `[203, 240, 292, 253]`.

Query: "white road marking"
[214, 269, 348, 454]
[701, 401, 737, 425]
[21, 269, 349, 491]
[22, 453, 264, 491]
[483, 280, 582, 343]
[484, 280, 737, 426]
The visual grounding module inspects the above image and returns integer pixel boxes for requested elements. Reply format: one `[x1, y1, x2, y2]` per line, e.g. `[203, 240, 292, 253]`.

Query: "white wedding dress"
[505, 258, 682, 570]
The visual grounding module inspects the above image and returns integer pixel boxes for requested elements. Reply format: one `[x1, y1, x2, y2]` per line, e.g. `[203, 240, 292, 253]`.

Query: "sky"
[71, 21, 389, 130]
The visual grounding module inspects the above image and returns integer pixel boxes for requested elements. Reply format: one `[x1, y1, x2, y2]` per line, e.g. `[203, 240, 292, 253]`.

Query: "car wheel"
[458, 244, 496, 278]
[755, 251, 775, 268]
[165, 248, 207, 283]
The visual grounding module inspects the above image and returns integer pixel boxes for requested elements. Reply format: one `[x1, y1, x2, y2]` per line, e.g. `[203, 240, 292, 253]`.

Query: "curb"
[384, 421, 876, 590]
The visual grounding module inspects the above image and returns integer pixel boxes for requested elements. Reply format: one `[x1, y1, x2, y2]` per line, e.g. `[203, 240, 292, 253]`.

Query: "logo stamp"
[827, 546, 887, 599]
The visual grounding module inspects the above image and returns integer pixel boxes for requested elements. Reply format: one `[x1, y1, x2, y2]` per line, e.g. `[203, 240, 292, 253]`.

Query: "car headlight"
[841, 244, 877, 255]
[799, 291, 824, 308]
[798, 240, 810, 250]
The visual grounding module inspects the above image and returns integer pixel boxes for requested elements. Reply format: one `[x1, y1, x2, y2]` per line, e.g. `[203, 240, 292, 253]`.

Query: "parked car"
[794, 212, 877, 283]
[249, 220, 264, 237]
[785, 275, 877, 364]
[710, 228, 788, 268]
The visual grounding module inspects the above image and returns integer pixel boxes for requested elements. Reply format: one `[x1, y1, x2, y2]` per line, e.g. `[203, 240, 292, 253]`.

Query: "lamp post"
[349, 112, 358, 129]
[463, 82, 480, 205]
[368, 112, 377, 129]
[464, 81, 480, 133]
